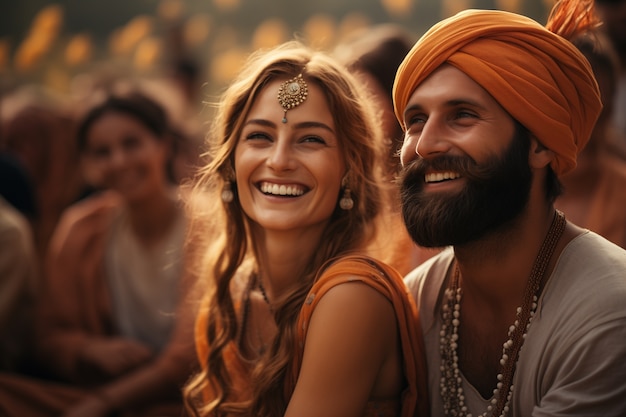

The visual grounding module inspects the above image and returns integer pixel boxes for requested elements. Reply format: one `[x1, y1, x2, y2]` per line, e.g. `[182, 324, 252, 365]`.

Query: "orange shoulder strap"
[288, 254, 430, 417]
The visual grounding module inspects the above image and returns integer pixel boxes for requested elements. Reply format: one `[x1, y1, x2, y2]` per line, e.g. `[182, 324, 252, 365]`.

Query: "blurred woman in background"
[0, 91, 198, 417]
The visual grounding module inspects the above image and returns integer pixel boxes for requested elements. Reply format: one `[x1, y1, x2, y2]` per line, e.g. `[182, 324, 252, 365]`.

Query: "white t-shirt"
[105, 206, 187, 352]
[405, 231, 626, 416]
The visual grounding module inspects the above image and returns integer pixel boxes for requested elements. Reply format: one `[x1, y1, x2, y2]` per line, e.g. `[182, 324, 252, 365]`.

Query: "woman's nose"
[266, 139, 295, 171]
[108, 147, 127, 168]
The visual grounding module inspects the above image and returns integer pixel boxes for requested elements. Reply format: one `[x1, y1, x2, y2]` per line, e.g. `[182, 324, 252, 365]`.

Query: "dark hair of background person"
[335, 24, 414, 175]
[76, 92, 179, 185]
[348, 28, 413, 100]
[0, 153, 37, 219]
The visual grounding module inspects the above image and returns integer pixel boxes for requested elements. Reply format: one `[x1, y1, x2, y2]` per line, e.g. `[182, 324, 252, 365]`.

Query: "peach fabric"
[392, 8, 602, 175]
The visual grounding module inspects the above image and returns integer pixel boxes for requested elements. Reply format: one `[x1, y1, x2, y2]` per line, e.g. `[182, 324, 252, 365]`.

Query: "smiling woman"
[235, 79, 344, 234]
[77, 95, 174, 202]
[182, 41, 429, 417]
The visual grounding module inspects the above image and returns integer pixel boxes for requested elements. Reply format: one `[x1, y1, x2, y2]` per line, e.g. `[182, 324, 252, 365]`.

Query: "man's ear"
[528, 137, 555, 169]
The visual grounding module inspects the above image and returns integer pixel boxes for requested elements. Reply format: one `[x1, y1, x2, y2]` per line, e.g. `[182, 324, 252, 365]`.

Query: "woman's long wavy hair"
[183, 41, 388, 417]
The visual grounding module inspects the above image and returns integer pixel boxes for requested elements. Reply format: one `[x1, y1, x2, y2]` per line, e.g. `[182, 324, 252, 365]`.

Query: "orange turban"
[392, 8, 602, 175]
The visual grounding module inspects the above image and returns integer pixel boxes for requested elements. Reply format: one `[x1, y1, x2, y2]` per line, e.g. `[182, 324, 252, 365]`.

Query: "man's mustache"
[398, 155, 489, 187]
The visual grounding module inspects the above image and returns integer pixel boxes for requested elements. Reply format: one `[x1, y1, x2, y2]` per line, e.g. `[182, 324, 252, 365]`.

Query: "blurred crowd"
[0, 0, 625, 415]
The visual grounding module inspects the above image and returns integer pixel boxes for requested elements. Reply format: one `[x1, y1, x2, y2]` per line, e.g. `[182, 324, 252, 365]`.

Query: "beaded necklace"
[237, 272, 273, 359]
[440, 211, 566, 417]
[258, 276, 273, 312]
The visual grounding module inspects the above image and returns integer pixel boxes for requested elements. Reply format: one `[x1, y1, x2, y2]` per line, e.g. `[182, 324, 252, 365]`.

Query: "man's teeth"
[260, 182, 305, 196]
[425, 172, 461, 183]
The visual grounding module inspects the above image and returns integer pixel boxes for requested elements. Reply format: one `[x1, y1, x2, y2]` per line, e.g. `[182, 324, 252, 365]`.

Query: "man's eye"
[408, 115, 426, 126]
[455, 110, 477, 119]
[406, 115, 427, 131]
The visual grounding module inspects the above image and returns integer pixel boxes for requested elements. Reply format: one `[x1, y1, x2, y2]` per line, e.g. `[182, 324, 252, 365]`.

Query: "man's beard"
[399, 125, 532, 248]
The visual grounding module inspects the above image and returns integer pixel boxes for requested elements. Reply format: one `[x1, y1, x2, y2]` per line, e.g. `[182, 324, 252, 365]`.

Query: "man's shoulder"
[548, 231, 626, 315]
[405, 247, 454, 278]
[561, 230, 626, 271]
[404, 247, 454, 298]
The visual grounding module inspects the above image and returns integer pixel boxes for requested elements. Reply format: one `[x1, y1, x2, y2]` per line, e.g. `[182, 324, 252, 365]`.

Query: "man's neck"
[449, 206, 572, 398]
[452, 205, 557, 311]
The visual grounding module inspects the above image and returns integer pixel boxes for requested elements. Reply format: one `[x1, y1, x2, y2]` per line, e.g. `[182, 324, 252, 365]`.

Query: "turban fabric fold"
[392, 9, 602, 175]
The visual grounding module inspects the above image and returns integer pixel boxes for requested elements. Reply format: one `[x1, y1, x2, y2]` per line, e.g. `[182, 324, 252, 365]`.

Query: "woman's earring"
[221, 180, 234, 203]
[339, 176, 354, 210]
[221, 165, 236, 203]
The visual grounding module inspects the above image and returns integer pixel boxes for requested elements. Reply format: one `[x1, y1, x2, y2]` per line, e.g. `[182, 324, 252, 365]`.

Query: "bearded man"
[394, 1, 626, 416]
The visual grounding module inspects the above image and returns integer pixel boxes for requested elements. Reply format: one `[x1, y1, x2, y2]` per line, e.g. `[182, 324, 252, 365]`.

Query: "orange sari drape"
[195, 255, 430, 417]
[288, 255, 430, 417]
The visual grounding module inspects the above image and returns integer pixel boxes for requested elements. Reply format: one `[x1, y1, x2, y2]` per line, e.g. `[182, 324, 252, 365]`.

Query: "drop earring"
[339, 176, 354, 210]
[221, 166, 235, 203]
[221, 180, 234, 203]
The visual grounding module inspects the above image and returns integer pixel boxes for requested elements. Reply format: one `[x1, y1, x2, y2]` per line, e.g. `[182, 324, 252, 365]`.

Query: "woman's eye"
[301, 135, 326, 144]
[90, 147, 110, 159]
[246, 132, 271, 141]
[123, 136, 142, 150]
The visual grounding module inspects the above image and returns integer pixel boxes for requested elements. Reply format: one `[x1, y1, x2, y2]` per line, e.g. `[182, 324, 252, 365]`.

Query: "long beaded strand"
[440, 211, 566, 417]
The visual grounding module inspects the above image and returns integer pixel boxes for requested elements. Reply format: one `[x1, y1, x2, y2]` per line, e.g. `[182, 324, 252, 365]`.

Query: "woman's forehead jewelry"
[277, 74, 308, 123]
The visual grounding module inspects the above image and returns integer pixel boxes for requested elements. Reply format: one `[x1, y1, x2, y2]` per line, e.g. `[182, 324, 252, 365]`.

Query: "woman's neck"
[253, 225, 326, 302]
[127, 185, 180, 247]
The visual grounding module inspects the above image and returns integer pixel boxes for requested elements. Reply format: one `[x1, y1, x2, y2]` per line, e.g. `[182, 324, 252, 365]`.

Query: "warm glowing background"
[1, 0, 553, 98]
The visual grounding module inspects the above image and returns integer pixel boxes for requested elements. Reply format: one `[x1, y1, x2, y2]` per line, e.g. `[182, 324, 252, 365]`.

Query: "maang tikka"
[277, 74, 308, 123]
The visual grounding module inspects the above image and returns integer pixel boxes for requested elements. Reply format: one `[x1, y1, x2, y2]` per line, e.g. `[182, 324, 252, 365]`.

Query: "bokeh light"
[158, 0, 186, 21]
[251, 18, 289, 50]
[210, 47, 249, 85]
[184, 14, 213, 48]
[443, 0, 472, 17]
[381, 0, 413, 18]
[2, 0, 552, 97]
[14, 4, 64, 72]
[134, 37, 162, 71]
[336, 12, 372, 43]
[302, 14, 336, 49]
[213, 0, 241, 13]
[65, 34, 93, 67]
[109, 15, 154, 58]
